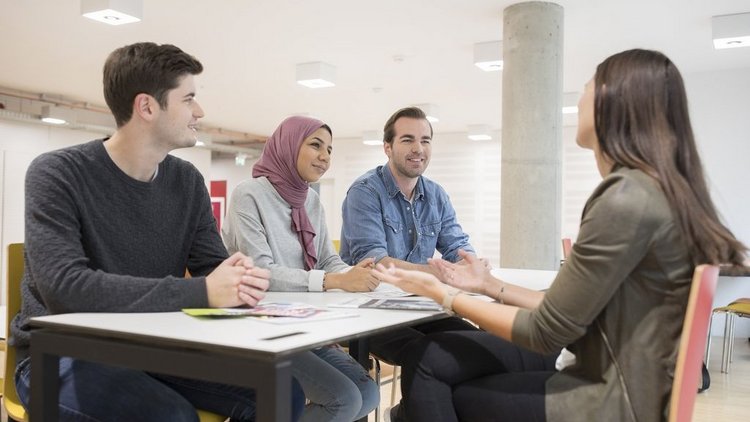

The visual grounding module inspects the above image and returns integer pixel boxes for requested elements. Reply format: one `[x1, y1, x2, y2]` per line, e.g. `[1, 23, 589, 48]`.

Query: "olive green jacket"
[513, 167, 693, 422]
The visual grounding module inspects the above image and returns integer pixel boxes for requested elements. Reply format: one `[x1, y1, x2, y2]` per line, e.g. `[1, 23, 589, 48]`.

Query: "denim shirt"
[340, 164, 474, 265]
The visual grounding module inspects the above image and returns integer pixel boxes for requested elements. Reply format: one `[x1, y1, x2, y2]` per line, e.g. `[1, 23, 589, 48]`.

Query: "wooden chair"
[560, 237, 573, 267]
[4, 243, 227, 422]
[561, 238, 573, 259]
[668, 264, 719, 422]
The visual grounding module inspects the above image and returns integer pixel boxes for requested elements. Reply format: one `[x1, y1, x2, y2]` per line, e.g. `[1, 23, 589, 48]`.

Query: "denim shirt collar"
[379, 163, 425, 201]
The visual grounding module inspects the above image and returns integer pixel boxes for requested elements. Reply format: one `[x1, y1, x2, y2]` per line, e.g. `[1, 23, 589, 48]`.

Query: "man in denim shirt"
[341, 106, 475, 270]
[340, 107, 478, 368]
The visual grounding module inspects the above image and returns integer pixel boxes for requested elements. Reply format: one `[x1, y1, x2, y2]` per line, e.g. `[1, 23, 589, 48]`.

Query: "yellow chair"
[4, 243, 27, 421]
[4, 244, 227, 422]
[332, 239, 341, 253]
[197, 410, 227, 422]
[705, 297, 750, 373]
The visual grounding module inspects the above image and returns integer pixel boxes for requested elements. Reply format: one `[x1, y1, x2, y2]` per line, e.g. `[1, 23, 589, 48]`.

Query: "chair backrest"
[669, 264, 719, 422]
[5, 243, 28, 420]
[561, 238, 573, 260]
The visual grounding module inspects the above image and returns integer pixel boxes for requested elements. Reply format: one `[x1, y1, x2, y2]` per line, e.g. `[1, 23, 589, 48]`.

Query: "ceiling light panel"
[296, 62, 336, 88]
[81, 0, 142, 26]
[41, 105, 77, 125]
[474, 41, 504, 72]
[713, 13, 750, 49]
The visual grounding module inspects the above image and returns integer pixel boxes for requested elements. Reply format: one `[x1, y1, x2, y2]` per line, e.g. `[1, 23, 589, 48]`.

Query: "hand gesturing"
[428, 249, 491, 295]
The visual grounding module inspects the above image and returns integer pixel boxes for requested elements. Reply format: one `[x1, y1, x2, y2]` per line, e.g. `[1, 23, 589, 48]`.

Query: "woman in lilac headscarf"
[223, 116, 380, 421]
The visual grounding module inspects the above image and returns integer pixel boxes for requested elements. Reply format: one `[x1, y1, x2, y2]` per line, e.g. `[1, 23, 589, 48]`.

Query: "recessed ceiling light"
[467, 124, 492, 141]
[362, 130, 383, 145]
[296, 62, 336, 88]
[474, 41, 503, 72]
[81, 0, 142, 26]
[562, 92, 579, 114]
[413, 103, 440, 123]
[713, 13, 750, 49]
[40, 105, 76, 125]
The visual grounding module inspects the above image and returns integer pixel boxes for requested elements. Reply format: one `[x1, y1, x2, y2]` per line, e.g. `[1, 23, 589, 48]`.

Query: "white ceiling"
[1, 0, 749, 139]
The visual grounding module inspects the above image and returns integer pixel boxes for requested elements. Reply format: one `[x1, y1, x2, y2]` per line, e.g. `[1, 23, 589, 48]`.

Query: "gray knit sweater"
[222, 177, 349, 291]
[11, 139, 227, 359]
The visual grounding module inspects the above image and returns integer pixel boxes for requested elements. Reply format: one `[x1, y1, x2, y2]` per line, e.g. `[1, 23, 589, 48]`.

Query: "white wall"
[561, 125, 600, 240]
[210, 157, 259, 201]
[686, 68, 750, 248]
[686, 67, 750, 337]
[169, 147, 213, 183]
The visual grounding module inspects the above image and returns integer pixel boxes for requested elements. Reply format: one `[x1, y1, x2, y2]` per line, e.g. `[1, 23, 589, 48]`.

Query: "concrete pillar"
[500, 2, 563, 270]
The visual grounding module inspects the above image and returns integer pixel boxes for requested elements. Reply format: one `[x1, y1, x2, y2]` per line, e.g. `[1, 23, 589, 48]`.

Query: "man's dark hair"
[103, 42, 203, 127]
[382, 106, 433, 144]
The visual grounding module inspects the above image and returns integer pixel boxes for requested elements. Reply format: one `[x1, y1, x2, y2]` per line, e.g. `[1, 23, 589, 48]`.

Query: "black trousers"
[399, 330, 559, 422]
[368, 316, 478, 365]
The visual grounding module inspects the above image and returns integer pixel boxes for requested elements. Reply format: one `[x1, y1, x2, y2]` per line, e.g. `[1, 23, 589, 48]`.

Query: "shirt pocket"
[419, 221, 440, 238]
[383, 217, 403, 234]
[417, 222, 441, 261]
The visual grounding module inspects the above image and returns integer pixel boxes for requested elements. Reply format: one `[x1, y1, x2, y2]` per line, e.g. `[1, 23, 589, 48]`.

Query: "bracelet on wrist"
[322, 273, 327, 291]
[497, 281, 505, 304]
[441, 287, 462, 315]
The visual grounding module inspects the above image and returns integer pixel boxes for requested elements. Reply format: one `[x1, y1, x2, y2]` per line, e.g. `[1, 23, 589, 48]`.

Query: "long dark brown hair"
[594, 49, 746, 266]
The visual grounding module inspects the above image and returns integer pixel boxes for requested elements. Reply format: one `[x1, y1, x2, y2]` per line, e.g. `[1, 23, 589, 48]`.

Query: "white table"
[29, 292, 447, 422]
[491, 267, 559, 291]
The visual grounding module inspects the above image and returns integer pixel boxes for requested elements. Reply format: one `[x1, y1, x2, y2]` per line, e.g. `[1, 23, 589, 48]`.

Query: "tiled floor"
[693, 336, 749, 421]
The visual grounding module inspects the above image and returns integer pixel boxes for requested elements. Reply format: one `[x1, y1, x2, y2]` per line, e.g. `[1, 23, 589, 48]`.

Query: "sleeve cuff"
[369, 251, 389, 264]
[308, 269, 325, 292]
[511, 308, 532, 347]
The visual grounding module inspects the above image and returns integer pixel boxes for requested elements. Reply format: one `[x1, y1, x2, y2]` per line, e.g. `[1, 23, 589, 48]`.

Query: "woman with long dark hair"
[374, 49, 747, 422]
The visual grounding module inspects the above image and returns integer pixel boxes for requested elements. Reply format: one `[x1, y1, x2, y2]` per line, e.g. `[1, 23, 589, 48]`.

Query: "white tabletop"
[491, 267, 558, 291]
[28, 270, 557, 356]
[30, 292, 445, 358]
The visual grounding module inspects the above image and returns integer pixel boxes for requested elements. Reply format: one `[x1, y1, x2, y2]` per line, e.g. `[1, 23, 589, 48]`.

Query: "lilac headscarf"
[253, 116, 329, 270]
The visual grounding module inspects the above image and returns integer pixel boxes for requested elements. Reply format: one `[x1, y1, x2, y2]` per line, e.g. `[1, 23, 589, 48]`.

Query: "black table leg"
[349, 337, 372, 422]
[30, 331, 61, 422]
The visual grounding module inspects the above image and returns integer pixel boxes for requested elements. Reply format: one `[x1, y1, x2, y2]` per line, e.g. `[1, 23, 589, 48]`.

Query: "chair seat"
[197, 409, 227, 422]
[706, 299, 750, 375]
[5, 399, 28, 421]
[712, 302, 750, 315]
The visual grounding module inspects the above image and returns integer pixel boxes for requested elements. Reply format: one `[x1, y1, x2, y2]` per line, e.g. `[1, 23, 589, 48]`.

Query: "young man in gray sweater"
[10, 42, 303, 421]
